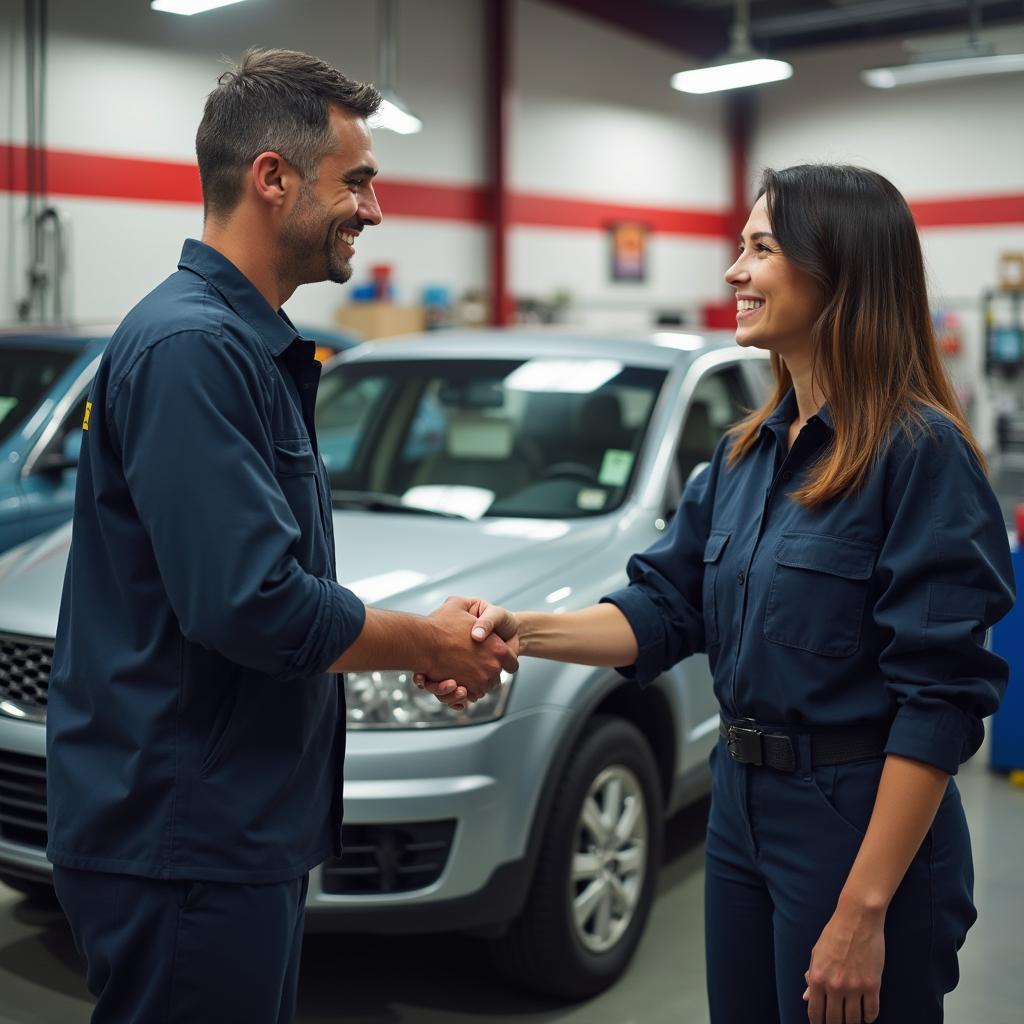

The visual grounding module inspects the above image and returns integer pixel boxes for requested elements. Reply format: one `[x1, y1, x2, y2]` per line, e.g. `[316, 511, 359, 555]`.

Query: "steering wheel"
[539, 462, 601, 483]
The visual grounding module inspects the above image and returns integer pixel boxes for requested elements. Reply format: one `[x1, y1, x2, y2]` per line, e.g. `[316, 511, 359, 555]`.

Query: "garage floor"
[1, 751, 1021, 1024]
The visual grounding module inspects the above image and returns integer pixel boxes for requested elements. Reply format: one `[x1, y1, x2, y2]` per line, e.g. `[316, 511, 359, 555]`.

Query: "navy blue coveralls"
[46, 240, 367, 1023]
[603, 390, 1014, 1023]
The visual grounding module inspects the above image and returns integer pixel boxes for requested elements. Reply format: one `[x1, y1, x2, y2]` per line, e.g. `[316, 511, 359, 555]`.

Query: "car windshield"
[0, 346, 79, 446]
[315, 357, 667, 519]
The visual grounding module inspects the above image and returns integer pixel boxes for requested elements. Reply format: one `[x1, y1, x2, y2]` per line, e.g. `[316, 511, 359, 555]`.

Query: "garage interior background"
[2, 0, 1024, 456]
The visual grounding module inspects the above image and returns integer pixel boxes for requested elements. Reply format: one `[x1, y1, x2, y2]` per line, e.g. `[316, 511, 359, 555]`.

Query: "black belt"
[719, 716, 889, 772]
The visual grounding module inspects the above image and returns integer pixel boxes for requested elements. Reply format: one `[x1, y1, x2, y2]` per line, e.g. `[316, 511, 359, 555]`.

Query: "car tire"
[0, 872, 59, 907]
[490, 714, 664, 999]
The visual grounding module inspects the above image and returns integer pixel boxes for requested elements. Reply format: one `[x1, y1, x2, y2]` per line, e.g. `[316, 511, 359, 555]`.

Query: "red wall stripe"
[2, 144, 202, 204]
[507, 192, 729, 237]
[373, 179, 488, 223]
[3, 144, 1023, 233]
[910, 193, 1024, 229]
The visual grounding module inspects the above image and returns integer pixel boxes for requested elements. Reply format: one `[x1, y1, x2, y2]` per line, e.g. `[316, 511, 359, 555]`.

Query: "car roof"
[0, 322, 356, 351]
[340, 327, 744, 370]
[0, 323, 115, 350]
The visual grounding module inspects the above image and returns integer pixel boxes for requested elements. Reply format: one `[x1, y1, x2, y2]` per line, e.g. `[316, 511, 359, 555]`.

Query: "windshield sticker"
[577, 488, 608, 511]
[598, 449, 634, 487]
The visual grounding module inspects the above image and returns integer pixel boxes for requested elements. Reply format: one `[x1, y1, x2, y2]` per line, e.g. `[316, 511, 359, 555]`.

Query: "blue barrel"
[990, 544, 1024, 772]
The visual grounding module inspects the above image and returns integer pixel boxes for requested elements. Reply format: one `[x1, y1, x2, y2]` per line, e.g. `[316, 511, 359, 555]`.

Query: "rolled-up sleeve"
[876, 424, 1015, 774]
[601, 453, 718, 685]
[110, 331, 365, 680]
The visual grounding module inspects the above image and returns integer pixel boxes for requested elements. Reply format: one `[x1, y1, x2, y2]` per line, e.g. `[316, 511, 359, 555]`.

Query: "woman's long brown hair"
[727, 164, 982, 505]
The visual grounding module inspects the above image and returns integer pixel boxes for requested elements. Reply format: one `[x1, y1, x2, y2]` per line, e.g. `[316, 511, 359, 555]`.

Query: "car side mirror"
[35, 432, 81, 475]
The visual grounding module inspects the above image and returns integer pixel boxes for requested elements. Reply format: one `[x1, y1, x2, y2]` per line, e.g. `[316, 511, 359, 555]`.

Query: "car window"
[316, 359, 667, 519]
[675, 364, 749, 487]
[0, 347, 78, 446]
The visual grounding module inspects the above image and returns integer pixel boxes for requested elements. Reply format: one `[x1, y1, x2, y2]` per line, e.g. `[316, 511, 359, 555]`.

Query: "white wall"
[749, 29, 1024, 450]
[511, 0, 732, 325]
[2, 0, 489, 323]
[3, 0, 734, 330]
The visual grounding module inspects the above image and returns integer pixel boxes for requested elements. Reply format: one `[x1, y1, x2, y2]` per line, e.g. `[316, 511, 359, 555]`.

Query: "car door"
[665, 360, 756, 779]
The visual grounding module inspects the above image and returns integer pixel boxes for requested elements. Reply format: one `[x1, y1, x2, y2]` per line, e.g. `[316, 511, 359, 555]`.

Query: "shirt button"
[736, 571, 746, 586]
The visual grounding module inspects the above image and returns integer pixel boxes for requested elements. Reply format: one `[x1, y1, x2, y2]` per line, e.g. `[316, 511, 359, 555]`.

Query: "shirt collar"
[759, 387, 834, 442]
[177, 239, 301, 357]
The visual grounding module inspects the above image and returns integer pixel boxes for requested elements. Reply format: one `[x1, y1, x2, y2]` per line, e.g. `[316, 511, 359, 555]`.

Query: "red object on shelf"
[370, 264, 392, 300]
[1016, 503, 1024, 545]
[702, 300, 737, 329]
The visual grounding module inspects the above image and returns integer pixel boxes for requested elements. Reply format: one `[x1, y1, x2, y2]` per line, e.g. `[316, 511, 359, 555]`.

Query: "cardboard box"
[335, 301, 426, 339]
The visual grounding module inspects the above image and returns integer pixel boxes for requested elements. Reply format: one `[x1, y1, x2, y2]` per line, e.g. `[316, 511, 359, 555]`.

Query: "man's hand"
[421, 597, 519, 703]
[416, 598, 520, 710]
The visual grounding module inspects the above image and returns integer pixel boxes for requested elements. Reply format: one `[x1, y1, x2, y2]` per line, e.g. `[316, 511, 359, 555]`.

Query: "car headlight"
[345, 670, 514, 729]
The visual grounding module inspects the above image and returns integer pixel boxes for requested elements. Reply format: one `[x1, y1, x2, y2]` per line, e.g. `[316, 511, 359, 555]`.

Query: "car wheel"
[0, 872, 59, 907]
[490, 714, 664, 999]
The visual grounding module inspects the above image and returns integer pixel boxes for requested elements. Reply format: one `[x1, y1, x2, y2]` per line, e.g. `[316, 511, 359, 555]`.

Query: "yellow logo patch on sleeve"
[83, 402, 92, 431]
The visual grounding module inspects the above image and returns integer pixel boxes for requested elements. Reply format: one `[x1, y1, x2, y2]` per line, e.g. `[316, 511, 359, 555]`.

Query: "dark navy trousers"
[705, 737, 976, 1023]
[53, 867, 309, 1024]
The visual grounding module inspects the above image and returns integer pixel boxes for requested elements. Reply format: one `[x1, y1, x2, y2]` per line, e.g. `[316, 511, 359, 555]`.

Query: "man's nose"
[360, 185, 383, 227]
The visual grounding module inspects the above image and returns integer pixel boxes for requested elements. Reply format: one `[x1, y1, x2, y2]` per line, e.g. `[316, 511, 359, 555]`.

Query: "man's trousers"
[54, 866, 309, 1024]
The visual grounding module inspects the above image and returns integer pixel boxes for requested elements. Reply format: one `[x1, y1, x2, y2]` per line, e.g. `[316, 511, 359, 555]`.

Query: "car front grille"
[322, 820, 456, 895]
[0, 635, 53, 718]
[0, 751, 48, 849]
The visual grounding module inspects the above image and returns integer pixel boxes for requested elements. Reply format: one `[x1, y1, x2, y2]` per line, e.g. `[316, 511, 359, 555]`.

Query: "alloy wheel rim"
[569, 764, 648, 954]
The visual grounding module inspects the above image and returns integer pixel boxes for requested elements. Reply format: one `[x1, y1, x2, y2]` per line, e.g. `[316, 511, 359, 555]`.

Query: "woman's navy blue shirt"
[604, 389, 1015, 775]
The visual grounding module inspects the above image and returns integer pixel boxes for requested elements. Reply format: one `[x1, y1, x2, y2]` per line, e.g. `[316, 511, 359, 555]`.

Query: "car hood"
[0, 512, 618, 639]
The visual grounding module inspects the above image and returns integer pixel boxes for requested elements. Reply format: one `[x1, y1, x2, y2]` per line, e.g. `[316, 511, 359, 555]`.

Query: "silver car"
[0, 329, 768, 998]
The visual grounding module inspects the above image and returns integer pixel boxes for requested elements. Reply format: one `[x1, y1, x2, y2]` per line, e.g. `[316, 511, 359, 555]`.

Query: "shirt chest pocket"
[763, 533, 876, 658]
[702, 530, 731, 647]
[273, 439, 323, 556]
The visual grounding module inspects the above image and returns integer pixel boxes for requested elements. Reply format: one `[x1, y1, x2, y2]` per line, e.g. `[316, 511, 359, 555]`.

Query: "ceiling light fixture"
[671, 0, 792, 95]
[862, 0, 1024, 89]
[370, 0, 423, 134]
[150, 0, 247, 15]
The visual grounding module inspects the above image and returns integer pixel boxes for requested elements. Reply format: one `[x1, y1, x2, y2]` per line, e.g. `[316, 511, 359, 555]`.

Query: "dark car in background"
[0, 323, 358, 553]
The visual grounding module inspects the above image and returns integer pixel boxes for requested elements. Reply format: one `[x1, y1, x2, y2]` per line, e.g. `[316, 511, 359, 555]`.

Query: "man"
[46, 49, 513, 1024]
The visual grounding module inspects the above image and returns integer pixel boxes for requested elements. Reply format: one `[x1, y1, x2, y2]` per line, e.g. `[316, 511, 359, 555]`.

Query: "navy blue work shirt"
[47, 239, 367, 883]
[604, 389, 1015, 775]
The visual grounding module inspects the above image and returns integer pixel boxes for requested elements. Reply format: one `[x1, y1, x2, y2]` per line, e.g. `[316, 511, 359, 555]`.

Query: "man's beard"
[279, 184, 353, 287]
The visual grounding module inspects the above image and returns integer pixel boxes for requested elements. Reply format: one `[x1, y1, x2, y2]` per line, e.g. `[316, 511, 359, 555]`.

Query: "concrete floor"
[1, 753, 1022, 1024]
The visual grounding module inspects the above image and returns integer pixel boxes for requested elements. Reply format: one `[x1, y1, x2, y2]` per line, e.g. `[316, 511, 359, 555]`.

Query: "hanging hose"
[17, 0, 64, 323]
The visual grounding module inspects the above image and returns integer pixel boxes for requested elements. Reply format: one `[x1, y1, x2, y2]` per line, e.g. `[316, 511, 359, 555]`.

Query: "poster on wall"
[608, 221, 649, 282]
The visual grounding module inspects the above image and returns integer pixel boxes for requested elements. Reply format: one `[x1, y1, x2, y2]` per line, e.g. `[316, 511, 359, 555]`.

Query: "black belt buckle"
[726, 722, 763, 766]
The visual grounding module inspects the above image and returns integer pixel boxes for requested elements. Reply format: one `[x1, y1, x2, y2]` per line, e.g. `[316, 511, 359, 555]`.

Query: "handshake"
[414, 596, 521, 712]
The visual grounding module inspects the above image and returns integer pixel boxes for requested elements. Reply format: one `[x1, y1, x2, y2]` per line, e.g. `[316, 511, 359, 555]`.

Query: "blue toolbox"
[990, 543, 1024, 773]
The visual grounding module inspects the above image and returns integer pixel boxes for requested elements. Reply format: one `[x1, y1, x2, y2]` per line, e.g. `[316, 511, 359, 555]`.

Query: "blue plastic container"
[990, 543, 1024, 772]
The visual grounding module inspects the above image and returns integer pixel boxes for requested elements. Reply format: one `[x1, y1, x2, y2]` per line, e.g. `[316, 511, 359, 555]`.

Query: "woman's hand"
[803, 904, 884, 1024]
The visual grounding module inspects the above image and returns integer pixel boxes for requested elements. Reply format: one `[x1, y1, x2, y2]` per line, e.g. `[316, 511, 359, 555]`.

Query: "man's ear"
[250, 151, 292, 209]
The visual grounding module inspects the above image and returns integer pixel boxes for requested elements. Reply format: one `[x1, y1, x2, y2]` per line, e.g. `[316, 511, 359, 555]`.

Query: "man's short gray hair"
[196, 48, 381, 219]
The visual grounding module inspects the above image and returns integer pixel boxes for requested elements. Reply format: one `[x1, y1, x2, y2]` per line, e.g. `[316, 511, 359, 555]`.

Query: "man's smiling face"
[279, 106, 382, 287]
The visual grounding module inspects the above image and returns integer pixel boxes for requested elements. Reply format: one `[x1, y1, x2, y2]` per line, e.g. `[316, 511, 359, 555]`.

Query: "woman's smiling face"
[724, 195, 823, 360]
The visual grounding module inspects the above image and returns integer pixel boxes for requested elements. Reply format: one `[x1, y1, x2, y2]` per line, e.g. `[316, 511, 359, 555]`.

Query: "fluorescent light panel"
[151, 0, 247, 13]
[371, 97, 423, 135]
[671, 57, 792, 95]
[862, 52, 1024, 88]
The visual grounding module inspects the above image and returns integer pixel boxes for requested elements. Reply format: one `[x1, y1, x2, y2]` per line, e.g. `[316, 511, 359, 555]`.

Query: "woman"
[421, 164, 1015, 1023]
